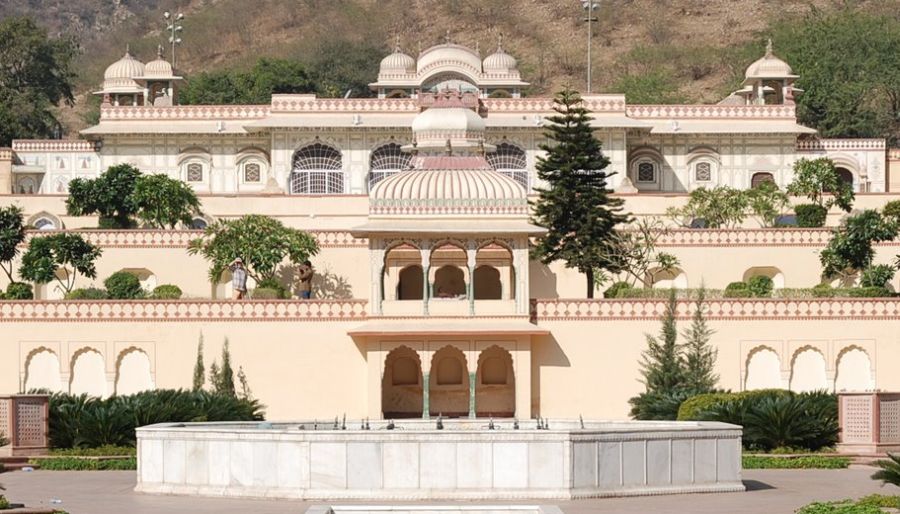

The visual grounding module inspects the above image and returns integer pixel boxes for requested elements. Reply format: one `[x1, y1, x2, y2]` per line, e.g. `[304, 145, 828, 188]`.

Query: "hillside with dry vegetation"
[1, 0, 898, 133]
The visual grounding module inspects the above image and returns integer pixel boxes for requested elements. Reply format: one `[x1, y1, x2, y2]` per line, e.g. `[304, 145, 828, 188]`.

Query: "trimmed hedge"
[677, 389, 791, 420]
[795, 203, 828, 227]
[30, 456, 137, 471]
[65, 287, 109, 300]
[151, 284, 182, 299]
[251, 287, 282, 299]
[604, 281, 632, 299]
[743, 455, 849, 469]
[104, 271, 144, 299]
[5, 282, 33, 300]
[614, 287, 894, 299]
[797, 495, 900, 514]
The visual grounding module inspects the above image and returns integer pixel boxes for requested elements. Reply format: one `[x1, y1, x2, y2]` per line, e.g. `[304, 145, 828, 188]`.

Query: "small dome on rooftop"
[380, 37, 416, 75]
[483, 36, 517, 73]
[103, 47, 145, 90]
[745, 40, 796, 80]
[143, 45, 175, 78]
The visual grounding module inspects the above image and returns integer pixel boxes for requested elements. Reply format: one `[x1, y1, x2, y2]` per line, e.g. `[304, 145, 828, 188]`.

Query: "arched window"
[369, 143, 411, 189]
[290, 143, 344, 194]
[487, 142, 528, 190]
[190, 218, 208, 230]
[397, 265, 424, 300]
[243, 162, 262, 183]
[34, 218, 56, 230]
[694, 162, 712, 182]
[836, 168, 854, 190]
[17, 177, 36, 194]
[636, 161, 656, 183]
[186, 162, 204, 183]
[751, 172, 775, 188]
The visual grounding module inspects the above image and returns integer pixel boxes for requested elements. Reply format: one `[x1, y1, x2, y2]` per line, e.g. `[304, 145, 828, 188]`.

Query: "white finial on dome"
[444, 29, 452, 45]
[483, 33, 518, 73]
[497, 33, 504, 52]
[765, 38, 774, 58]
[394, 34, 401, 53]
[157, 44, 165, 59]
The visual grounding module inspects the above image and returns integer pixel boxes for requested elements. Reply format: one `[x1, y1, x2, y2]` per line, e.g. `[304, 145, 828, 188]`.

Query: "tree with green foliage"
[66, 164, 141, 228]
[19, 233, 102, 294]
[188, 215, 319, 283]
[193, 334, 205, 392]
[820, 210, 899, 281]
[612, 70, 684, 104]
[218, 339, 236, 397]
[180, 58, 315, 105]
[132, 174, 201, 229]
[0, 205, 26, 282]
[746, 182, 791, 228]
[0, 17, 77, 146]
[306, 39, 382, 98]
[531, 87, 629, 298]
[767, 8, 900, 143]
[598, 217, 679, 288]
[682, 287, 718, 391]
[787, 158, 854, 213]
[666, 186, 749, 229]
[872, 453, 900, 488]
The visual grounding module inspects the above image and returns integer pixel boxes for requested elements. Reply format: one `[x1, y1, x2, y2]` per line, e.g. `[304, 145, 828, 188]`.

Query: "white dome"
[411, 105, 485, 134]
[143, 47, 174, 79]
[102, 49, 145, 90]
[483, 38, 517, 72]
[417, 43, 483, 75]
[745, 40, 796, 79]
[380, 47, 415, 74]
[370, 167, 527, 215]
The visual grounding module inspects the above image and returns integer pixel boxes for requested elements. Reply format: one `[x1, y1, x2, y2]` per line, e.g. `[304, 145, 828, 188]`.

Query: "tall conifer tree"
[192, 334, 205, 391]
[682, 287, 718, 391]
[532, 87, 629, 297]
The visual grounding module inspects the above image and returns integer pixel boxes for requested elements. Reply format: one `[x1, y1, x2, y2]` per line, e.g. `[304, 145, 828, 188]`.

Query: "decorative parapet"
[625, 104, 796, 119]
[22, 230, 367, 248]
[531, 298, 900, 321]
[12, 140, 100, 152]
[796, 138, 886, 151]
[0, 148, 12, 160]
[889, 148, 900, 160]
[100, 105, 270, 120]
[267, 95, 628, 114]
[0, 300, 368, 322]
[656, 228, 834, 247]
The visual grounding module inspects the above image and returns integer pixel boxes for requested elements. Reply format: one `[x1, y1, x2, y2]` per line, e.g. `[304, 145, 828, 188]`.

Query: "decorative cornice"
[888, 148, 900, 160]
[0, 148, 12, 160]
[626, 104, 796, 119]
[796, 138, 886, 151]
[21, 230, 367, 249]
[12, 140, 100, 152]
[531, 298, 900, 321]
[0, 300, 368, 322]
[656, 228, 844, 247]
[100, 105, 270, 121]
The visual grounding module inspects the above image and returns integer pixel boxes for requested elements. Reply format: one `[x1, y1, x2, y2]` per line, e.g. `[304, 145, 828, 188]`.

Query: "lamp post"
[163, 11, 185, 70]
[581, 0, 601, 94]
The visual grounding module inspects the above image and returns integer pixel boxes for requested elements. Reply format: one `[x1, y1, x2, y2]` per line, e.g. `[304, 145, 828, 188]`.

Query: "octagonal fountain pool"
[135, 418, 744, 500]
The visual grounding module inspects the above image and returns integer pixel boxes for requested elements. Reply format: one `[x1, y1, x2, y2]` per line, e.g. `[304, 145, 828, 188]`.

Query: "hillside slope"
[1, 0, 895, 132]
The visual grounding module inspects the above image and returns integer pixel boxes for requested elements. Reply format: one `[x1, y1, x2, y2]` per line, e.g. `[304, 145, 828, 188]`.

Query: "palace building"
[0, 37, 899, 421]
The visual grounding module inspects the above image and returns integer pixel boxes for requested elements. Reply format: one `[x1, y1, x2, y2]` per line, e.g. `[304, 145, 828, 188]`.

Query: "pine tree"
[208, 361, 220, 392]
[219, 338, 236, 397]
[192, 333, 205, 391]
[531, 87, 630, 298]
[682, 287, 719, 391]
[638, 289, 686, 392]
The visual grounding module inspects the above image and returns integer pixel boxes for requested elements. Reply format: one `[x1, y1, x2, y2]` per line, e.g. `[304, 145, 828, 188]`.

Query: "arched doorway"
[429, 346, 469, 417]
[397, 265, 423, 300]
[473, 266, 501, 299]
[790, 347, 827, 392]
[382, 347, 423, 418]
[836, 167, 854, 191]
[476, 346, 515, 417]
[751, 172, 775, 189]
[433, 265, 465, 298]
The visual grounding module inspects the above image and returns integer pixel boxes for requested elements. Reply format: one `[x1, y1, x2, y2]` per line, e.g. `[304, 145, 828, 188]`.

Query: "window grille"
[368, 143, 411, 189]
[695, 162, 712, 181]
[186, 163, 203, 182]
[244, 162, 261, 183]
[487, 143, 529, 190]
[290, 143, 344, 194]
[637, 162, 656, 182]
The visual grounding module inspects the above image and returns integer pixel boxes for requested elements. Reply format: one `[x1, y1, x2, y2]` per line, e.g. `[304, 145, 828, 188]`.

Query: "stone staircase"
[0, 456, 39, 472]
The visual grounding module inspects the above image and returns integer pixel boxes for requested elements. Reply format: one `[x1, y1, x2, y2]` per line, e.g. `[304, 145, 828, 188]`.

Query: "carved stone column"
[420, 242, 431, 316]
[370, 239, 385, 315]
[466, 240, 477, 316]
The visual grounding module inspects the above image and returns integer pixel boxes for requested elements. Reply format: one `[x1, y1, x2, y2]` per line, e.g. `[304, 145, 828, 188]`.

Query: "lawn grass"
[742, 454, 850, 469]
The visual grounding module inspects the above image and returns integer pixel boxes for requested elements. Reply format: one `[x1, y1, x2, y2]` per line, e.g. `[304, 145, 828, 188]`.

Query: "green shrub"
[604, 281, 632, 299]
[49, 445, 135, 456]
[872, 453, 900, 487]
[0, 495, 9, 509]
[812, 283, 835, 297]
[845, 287, 892, 297]
[104, 271, 144, 299]
[860, 265, 896, 288]
[256, 278, 288, 298]
[29, 456, 136, 471]
[48, 390, 265, 449]
[251, 287, 281, 299]
[883, 200, 900, 220]
[723, 282, 753, 298]
[5, 282, 33, 299]
[65, 287, 109, 300]
[697, 390, 838, 451]
[747, 275, 774, 298]
[677, 392, 735, 420]
[795, 203, 828, 227]
[725, 281, 747, 291]
[151, 284, 182, 299]
[0, 291, 5, 300]
[743, 455, 850, 469]
[797, 496, 900, 514]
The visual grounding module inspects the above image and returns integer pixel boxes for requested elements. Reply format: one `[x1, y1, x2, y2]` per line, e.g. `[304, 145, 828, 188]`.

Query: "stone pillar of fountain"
[422, 372, 430, 419]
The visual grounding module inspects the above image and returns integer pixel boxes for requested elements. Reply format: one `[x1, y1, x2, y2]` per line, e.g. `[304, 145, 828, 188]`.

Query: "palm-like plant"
[872, 453, 900, 487]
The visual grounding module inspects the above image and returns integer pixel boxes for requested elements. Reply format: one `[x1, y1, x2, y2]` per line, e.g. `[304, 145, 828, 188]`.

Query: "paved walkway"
[0, 468, 892, 514]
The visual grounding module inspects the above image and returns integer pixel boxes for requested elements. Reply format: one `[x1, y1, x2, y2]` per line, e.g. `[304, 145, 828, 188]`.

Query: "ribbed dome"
[380, 47, 416, 74]
[745, 40, 796, 79]
[143, 47, 175, 78]
[370, 167, 527, 215]
[103, 49, 145, 89]
[483, 37, 517, 72]
[411, 105, 486, 134]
